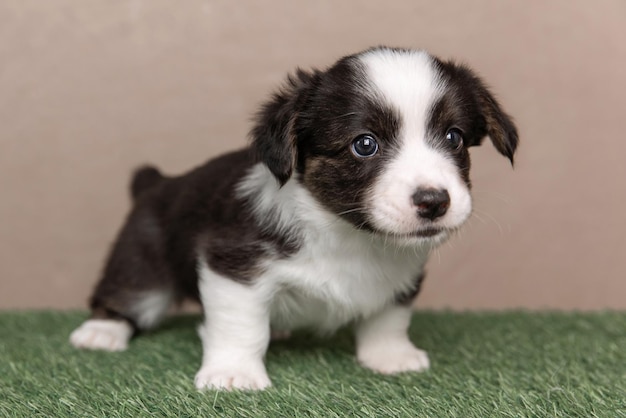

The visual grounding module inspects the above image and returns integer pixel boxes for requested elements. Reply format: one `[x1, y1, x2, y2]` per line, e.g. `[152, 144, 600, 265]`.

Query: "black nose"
[412, 188, 450, 220]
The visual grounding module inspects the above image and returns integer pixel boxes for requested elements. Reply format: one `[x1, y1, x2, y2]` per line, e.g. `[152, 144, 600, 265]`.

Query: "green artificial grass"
[0, 311, 624, 418]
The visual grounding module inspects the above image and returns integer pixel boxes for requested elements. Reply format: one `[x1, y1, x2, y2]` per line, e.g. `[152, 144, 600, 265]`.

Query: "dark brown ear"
[474, 81, 519, 165]
[438, 60, 519, 165]
[250, 69, 316, 185]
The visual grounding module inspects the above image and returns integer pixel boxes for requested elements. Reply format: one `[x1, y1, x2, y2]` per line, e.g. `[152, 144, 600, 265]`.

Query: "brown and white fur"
[70, 47, 518, 390]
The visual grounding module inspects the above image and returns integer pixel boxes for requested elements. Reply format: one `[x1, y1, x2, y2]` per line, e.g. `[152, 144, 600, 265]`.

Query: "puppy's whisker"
[473, 208, 505, 235]
[471, 211, 488, 225]
[336, 207, 369, 217]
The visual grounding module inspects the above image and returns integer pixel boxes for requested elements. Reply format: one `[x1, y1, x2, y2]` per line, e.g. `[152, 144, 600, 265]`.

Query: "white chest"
[263, 227, 429, 333]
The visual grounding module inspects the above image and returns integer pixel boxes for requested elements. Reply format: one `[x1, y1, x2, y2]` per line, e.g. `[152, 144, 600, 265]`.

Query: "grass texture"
[0, 311, 624, 417]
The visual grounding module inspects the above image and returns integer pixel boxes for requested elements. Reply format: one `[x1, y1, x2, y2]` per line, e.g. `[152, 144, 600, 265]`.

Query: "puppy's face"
[252, 47, 518, 243]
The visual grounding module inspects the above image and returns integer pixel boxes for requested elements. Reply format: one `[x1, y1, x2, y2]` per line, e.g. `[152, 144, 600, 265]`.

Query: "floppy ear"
[474, 81, 519, 165]
[444, 62, 519, 165]
[250, 69, 315, 186]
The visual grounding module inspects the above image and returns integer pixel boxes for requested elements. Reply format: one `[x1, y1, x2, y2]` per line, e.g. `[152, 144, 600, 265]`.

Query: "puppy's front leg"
[195, 265, 272, 391]
[356, 304, 430, 374]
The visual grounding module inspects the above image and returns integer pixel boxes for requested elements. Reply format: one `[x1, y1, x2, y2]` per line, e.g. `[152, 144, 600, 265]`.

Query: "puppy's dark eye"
[351, 134, 379, 158]
[446, 128, 464, 149]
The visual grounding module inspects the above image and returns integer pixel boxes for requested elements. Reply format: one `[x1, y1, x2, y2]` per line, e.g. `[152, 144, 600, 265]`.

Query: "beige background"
[1, 0, 625, 310]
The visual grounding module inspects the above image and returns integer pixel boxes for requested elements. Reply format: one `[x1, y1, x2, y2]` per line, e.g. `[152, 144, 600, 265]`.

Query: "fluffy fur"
[70, 46, 518, 390]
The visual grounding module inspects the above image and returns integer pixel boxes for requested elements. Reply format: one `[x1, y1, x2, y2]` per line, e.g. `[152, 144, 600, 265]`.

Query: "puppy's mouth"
[352, 217, 450, 241]
[402, 227, 446, 238]
[377, 226, 448, 240]
[408, 227, 446, 238]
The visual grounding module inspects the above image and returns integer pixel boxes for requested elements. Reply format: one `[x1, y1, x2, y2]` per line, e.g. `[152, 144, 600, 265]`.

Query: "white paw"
[358, 344, 430, 374]
[194, 363, 271, 391]
[69, 319, 133, 352]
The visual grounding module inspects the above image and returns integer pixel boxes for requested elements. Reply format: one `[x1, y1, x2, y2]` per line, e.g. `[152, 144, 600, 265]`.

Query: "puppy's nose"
[412, 188, 450, 220]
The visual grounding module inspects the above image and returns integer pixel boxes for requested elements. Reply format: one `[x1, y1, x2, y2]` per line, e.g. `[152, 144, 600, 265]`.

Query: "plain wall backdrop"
[1, 0, 625, 310]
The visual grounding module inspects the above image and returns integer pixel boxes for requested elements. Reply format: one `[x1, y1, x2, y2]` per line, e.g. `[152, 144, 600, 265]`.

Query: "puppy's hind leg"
[70, 209, 174, 352]
[70, 289, 173, 352]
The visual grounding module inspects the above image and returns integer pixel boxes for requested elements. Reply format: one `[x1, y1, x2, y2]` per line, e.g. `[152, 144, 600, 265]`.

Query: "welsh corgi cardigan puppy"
[70, 46, 518, 391]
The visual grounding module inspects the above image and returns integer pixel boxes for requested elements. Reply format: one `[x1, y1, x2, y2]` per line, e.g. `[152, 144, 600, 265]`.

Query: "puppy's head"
[251, 47, 518, 243]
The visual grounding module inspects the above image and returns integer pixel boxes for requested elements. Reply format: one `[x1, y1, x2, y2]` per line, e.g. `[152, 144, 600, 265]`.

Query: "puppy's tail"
[130, 165, 165, 200]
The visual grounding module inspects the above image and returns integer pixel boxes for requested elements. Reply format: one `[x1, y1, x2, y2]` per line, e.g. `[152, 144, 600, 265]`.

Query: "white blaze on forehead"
[358, 49, 473, 234]
[358, 48, 443, 143]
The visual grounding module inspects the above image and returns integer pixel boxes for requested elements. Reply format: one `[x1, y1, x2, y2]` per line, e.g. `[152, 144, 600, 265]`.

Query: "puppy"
[70, 46, 518, 390]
